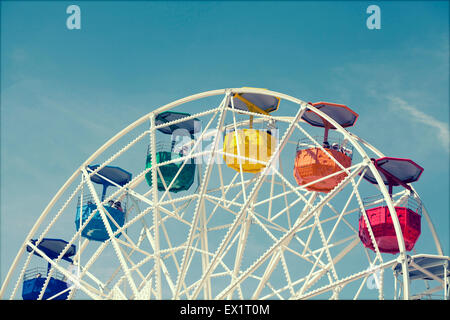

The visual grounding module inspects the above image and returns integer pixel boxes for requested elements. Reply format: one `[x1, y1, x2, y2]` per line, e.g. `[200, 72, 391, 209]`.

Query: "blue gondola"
[22, 238, 76, 300]
[75, 165, 132, 242]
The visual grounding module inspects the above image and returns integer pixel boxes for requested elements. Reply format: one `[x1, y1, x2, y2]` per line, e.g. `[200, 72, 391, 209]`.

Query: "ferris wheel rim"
[1, 87, 444, 300]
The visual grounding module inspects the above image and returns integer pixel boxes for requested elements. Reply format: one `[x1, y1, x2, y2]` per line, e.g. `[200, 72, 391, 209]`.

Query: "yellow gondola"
[223, 88, 280, 173]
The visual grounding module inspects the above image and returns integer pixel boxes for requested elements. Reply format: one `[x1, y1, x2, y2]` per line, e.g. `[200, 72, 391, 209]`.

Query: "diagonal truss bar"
[173, 93, 230, 299]
[192, 101, 309, 299]
[82, 167, 139, 297]
[251, 192, 318, 299]
[215, 163, 365, 299]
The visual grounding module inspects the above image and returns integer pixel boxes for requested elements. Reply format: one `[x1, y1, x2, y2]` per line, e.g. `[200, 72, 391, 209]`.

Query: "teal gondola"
[145, 111, 199, 193]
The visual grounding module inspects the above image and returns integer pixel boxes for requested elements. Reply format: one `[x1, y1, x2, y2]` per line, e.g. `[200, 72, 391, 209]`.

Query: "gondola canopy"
[26, 238, 76, 262]
[301, 102, 358, 129]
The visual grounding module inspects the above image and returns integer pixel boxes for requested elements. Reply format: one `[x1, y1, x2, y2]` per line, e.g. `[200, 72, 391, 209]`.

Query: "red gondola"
[359, 157, 424, 254]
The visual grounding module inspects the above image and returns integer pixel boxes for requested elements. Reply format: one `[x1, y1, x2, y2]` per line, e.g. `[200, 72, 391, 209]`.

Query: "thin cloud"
[388, 96, 449, 152]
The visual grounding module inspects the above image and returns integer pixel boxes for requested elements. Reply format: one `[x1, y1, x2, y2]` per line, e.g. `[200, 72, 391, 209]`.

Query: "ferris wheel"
[1, 87, 448, 300]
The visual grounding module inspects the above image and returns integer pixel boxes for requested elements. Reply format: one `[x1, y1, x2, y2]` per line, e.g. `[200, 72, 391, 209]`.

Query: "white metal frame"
[0, 88, 446, 300]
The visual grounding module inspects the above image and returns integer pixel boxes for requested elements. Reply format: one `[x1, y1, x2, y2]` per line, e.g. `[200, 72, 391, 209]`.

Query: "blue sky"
[1, 1, 449, 298]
